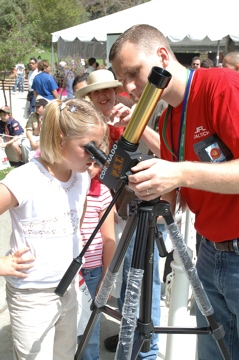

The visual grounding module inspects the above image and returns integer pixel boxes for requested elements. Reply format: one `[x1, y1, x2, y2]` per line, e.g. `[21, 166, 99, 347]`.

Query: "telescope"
[86, 66, 172, 189]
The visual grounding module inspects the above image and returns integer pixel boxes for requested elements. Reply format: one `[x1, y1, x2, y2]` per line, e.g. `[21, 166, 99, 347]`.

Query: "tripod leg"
[115, 211, 149, 360]
[75, 211, 138, 360]
[136, 214, 156, 354]
[74, 307, 101, 360]
[115, 204, 158, 360]
[131, 333, 149, 360]
[115, 266, 145, 360]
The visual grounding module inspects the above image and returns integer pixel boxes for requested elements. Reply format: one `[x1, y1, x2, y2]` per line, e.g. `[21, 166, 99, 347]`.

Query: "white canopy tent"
[51, 0, 239, 63]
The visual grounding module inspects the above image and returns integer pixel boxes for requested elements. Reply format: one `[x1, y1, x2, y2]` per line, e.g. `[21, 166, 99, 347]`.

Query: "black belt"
[209, 239, 239, 252]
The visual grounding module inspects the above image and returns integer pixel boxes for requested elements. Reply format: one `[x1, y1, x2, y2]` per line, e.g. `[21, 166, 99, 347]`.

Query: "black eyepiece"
[85, 142, 107, 166]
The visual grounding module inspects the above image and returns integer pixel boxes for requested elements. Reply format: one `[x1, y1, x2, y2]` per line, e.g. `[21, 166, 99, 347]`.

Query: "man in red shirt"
[109, 24, 239, 360]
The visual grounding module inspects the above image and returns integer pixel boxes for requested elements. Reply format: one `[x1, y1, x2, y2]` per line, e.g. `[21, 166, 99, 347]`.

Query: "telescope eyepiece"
[85, 142, 108, 167]
[148, 67, 172, 89]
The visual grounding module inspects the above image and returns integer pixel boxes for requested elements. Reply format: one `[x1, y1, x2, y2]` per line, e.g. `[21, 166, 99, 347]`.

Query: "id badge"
[194, 134, 233, 163]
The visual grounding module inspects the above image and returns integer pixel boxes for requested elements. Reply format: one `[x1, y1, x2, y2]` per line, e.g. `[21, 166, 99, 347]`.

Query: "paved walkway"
[0, 90, 198, 359]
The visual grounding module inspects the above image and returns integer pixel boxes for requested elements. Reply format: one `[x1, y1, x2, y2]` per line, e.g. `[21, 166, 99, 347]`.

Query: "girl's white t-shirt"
[1, 158, 90, 289]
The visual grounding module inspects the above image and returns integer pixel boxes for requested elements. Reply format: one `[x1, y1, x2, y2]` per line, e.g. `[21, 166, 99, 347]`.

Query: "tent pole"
[216, 40, 220, 66]
[51, 42, 55, 73]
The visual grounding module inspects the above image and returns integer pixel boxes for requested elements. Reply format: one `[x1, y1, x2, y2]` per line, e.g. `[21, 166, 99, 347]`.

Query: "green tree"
[80, 0, 150, 19]
[27, 0, 88, 46]
[0, 23, 34, 73]
[0, 20, 34, 106]
[0, 0, 29, 30]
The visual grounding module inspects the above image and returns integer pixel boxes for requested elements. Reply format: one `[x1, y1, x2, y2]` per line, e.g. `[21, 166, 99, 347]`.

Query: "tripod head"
[86, 66, 171, 189]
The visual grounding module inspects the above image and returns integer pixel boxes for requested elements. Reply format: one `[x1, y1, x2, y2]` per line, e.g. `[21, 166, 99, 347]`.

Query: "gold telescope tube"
[122, 67, 171, 145]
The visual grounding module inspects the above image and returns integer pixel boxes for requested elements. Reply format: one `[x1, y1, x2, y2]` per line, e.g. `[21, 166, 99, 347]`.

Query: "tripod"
[74, 196, 231, 360]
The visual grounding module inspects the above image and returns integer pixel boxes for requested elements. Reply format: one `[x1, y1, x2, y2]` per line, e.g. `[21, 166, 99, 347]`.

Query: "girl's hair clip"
[67, 105, 77, 113]
[60, 102, 66, 111]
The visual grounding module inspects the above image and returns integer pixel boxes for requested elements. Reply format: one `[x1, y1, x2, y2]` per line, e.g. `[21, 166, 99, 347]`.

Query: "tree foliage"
[0, 0, 29, 30]
[80, 0, 150, 19]
[0, 0, 151, 71]
[0, 22, 35, 72]
[27, 0, 87, 46]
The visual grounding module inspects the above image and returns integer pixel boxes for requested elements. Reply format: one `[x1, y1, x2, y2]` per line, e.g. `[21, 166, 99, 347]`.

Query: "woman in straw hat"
[76, 69, 134, 147]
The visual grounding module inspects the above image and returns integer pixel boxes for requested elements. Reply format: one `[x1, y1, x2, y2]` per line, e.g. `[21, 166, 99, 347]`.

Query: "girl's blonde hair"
[40, 98, 108, 164]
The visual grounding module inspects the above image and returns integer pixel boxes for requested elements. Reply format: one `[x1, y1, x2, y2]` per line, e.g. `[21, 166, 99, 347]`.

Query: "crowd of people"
[1, 57, 108, 164]
[0, 31, 239, 360]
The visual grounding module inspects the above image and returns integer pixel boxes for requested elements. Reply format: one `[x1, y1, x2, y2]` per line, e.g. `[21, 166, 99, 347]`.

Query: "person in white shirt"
[27, 57, 39, 113]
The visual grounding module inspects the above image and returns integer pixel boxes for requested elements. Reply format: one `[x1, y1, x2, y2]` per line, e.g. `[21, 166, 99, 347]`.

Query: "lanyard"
[162, 69, 195, 161]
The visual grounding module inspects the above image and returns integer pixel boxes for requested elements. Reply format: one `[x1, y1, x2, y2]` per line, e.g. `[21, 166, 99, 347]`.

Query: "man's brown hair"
[109, 24, 175, 62]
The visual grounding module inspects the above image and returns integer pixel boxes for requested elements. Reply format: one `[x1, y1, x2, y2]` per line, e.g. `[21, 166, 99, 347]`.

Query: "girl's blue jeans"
[78, 266, 102, 360]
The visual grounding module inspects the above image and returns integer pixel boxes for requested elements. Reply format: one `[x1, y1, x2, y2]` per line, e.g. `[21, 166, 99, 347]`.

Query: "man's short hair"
[88, 58, 96, 66]
[72, 74, 88, 91]
[191, 56, 200, 63]
[109, 24, 175, 63]
[201, 58, 214, 68]
[29, 57, 37, 63]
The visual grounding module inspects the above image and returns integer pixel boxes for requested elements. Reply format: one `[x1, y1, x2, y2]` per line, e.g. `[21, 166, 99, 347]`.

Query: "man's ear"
[156, 47, 170, 68]
[235, 63, 239, 72]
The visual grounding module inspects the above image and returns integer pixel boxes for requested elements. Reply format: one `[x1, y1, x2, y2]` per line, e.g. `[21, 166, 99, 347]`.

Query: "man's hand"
[128, 158, 183, 200]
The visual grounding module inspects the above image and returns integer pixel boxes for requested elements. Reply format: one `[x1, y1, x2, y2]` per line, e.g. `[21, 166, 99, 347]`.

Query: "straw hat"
[75, 69, 122, 98]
